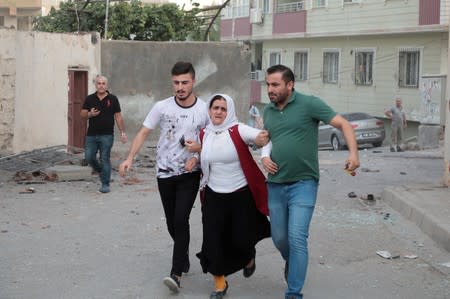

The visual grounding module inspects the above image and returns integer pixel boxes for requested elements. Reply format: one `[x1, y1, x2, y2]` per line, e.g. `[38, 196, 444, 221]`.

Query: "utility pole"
[104, 0, 110, 39]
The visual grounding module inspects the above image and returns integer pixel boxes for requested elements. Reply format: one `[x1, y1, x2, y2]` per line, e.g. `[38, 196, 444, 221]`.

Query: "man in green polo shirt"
[261, 64, 359, 299]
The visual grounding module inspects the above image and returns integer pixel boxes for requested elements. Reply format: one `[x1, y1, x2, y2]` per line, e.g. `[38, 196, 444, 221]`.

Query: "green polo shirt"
[263, 90, 337, 183]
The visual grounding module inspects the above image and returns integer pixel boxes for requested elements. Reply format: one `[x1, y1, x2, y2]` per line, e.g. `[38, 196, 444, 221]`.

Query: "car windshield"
[342, 113, 371, 121]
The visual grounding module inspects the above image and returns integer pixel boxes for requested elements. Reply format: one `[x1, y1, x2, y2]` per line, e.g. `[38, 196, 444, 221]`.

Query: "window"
[398, 50, 420, 88]
[294, 51, 308, 81]
[263, 0, 270, 13]
[223, 0, 250, 18]
[355, 50, 373, 85]
[343, 0, 360, 3]
[269, 52, 281, 66]
[0, 16, 4, 27]
[323, 51, 339, 83]
[313, 0, 326, 7]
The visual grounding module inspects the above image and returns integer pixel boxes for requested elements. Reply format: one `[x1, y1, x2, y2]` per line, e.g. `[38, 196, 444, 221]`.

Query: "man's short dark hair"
[171, 61, 195, 79]
[266, 64, 295, 84]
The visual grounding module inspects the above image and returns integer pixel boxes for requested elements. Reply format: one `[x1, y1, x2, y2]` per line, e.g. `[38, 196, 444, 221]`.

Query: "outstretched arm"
[119, 126, 152, 176]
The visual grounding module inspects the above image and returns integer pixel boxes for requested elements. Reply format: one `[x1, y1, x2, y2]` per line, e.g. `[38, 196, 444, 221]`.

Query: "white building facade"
[221, 0, 449, 125]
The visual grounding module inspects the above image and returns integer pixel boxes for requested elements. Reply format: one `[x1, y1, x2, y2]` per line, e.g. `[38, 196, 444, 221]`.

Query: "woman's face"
[209, 98, 227, 126]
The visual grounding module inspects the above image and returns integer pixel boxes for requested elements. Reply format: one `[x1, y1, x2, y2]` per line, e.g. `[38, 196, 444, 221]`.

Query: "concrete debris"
[348, 191, 357, 198]
[403, 254, 418, 259]
[360, 194, 374, 200]
[360, 168, 380, 173]
[123, 177, 142, 185]
[19, 187, 35, 194]
[376, 250, 400, 259]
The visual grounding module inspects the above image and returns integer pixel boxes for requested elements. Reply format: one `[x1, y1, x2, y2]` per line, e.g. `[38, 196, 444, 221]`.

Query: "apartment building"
[0, 0, 43, 30]
[221, 0, 449, 124]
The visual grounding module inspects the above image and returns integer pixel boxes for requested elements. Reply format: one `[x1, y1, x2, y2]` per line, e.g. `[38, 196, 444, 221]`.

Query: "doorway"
[68, 70, 88, 152]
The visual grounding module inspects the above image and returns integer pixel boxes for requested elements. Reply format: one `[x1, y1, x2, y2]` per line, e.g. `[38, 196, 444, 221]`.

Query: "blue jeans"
[268, 179, 318, 299]
[85, 134, 114, 186]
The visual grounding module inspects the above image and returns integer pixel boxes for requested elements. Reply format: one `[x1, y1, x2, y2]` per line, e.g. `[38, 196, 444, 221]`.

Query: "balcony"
[275, 1, 304, 13]
[273, 0, 306, 34]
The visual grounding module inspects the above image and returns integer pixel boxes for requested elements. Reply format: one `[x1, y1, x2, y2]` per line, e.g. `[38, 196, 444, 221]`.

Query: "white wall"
[259, 32, 446, 120]
[12, 30, 101, 153]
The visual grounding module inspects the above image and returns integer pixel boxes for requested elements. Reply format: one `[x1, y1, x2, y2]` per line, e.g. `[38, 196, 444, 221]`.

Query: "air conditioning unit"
[255, 70, 265, 81]
[250, 8, 263, 24]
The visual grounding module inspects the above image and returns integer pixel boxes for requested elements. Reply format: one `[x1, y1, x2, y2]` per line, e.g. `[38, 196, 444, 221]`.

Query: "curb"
[383, 186, 450, 252]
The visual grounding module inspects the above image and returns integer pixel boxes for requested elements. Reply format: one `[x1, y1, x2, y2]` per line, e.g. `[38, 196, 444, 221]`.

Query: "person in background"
[385, 97, 407, 152]
[248, 103, 262, 129]
[80, 75, 127, 194]
[261, 64, 360, 299]
[197, 94, 271, 299]
[118, 62, 208, 293]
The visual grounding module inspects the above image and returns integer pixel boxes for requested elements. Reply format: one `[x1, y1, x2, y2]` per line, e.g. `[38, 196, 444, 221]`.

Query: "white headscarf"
[200, 94, 239, 188]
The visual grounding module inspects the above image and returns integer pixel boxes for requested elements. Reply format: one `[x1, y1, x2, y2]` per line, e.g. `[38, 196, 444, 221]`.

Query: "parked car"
[318, 112, 385, 150]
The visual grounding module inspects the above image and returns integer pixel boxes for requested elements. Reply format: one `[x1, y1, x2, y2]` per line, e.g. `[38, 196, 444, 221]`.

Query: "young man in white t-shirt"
[119, 62, 208, 293]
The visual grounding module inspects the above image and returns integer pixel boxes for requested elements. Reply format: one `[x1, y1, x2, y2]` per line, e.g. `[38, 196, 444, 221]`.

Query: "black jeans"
[157, 171, 201, 276]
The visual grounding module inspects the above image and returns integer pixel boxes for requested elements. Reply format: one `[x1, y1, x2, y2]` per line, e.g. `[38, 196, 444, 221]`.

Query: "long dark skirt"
[196, 185, 271, 276]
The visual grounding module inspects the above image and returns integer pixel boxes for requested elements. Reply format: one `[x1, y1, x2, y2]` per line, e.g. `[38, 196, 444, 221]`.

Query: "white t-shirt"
[205, 124, 260, 193]
[143, 96, 208, 178]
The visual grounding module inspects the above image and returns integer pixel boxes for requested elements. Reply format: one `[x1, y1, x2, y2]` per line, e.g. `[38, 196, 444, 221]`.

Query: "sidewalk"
[383, 183, 449, 252]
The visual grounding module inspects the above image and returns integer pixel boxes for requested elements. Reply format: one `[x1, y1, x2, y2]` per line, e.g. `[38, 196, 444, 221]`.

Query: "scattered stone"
[348, 192, 357, 198]
[123, 177, 141, 185]
[403, 254, 418, 259]
[376, 250, 400, 259]
[19, 187, 35, 194]
[361, 168, 380, 173]
[376, 250, 392, 259]
[360, 194, 374, 200]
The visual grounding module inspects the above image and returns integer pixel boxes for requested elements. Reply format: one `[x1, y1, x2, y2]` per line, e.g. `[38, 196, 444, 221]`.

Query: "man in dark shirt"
[81, 75, 127, 193]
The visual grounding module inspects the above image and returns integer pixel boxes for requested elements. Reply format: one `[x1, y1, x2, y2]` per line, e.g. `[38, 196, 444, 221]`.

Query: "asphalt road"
[0, 146, 449, 299]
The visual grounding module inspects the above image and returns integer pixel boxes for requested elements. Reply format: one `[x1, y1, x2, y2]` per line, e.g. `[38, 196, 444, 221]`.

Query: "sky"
[171, 0, 219, 9]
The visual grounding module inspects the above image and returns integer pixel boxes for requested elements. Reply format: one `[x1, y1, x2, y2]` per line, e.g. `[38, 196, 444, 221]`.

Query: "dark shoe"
[210, 281, 228, 299]
[390, 147, 395, 152]
[396, 146, 403, 152]
[182, 257, 190, 273]
[98, 185, 110, 193]
[243, 258, 256, 278]
[284, 261, 288, 282]
[163, 274, 180, 293]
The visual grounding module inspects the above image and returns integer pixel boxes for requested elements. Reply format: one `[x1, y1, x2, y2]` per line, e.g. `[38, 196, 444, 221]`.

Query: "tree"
[33, 0, 219, 42]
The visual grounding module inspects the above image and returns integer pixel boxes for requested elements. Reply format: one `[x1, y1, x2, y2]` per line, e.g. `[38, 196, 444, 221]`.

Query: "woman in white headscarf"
[196, 94, 271, 299]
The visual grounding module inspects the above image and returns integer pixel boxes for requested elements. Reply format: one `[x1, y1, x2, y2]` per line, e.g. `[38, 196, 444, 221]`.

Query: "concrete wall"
[1, 32, 251, 155]
[0, 28, 15, 154]
[1, 29, 101, 154]
[101, 41, 251, 145]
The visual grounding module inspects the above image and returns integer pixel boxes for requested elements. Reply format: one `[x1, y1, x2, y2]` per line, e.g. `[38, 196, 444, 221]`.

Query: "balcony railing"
[275, 1, 304, 13]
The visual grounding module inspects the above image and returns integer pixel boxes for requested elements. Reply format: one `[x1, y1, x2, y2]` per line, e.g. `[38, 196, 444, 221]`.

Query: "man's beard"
[269, 91, 288, 104]
[176, 90, 192, 101]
